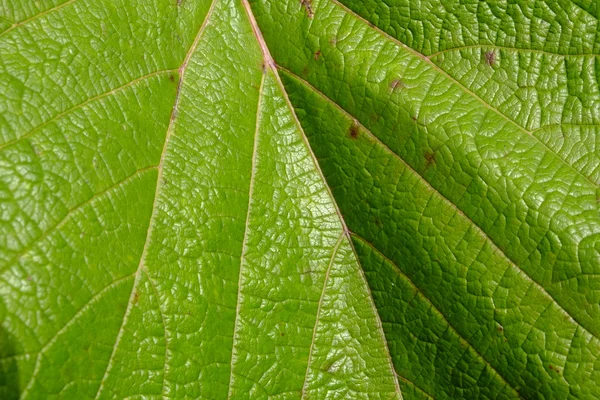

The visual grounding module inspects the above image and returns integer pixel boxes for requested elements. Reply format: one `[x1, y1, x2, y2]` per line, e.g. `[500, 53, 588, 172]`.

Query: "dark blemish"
[549, 365, 561, 374]
[390, 79, 405, 91]
[300, 0, 314, 18]
[301, 66, 309, 77]
[497, 325, 504, 333]
[314, 50, 321, 61]
[169, 74, 175, 82]
[374, 216, 383, 228]
[329, 37, 337, 47]
[411, 115, 418, 123]
[280, 332, 286, 337]
[348, 122, 360, 139]
[171, 110, 178, 121]
[485, 51, 496, 67]
[132, 291, 140, 305]
[425, 151, 435, 165]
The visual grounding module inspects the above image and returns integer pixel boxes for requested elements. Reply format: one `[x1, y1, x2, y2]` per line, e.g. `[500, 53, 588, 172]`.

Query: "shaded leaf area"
[250, 0, 600, 398]
[0, 0, 400, 398]
[338, 0, 600, 182]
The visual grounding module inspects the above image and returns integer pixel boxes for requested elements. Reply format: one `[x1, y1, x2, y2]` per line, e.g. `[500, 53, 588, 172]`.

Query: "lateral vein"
[227, 68, 266, 399]
[91, 1, 218, 396]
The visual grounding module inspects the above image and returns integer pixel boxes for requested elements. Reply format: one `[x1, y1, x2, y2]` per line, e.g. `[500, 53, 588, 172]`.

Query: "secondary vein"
[91, 1, 218, 396]
[226, 68, 266, 398]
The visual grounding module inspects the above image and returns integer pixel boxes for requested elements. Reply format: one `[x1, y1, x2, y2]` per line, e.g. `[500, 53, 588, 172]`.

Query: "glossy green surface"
[0, 0, 598, 398]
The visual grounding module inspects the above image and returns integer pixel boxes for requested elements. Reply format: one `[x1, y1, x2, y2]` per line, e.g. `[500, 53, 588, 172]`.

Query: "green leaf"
[0, 0, 598, 399]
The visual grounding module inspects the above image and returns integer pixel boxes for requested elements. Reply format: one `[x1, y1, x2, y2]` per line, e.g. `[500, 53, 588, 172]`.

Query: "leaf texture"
[0, 0, 599, 399]
[249, 0, 600, 398]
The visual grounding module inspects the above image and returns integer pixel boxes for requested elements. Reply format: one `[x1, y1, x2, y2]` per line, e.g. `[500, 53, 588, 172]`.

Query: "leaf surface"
[0, 0, 599, 399]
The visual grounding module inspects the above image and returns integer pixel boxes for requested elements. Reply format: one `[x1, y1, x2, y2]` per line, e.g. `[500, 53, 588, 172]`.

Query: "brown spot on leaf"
[329, 37, 337, 47]
[485, 51, 496, 66]
[301, 66, 309, 77]
[497, 325, 504, 332]
[169, 74, 175, 82]
[390, 79, 405, 91]
[425, 151, 435, 165]
[300, 0, 314, 18]
[549, 365, 561, 374]
[348, 122, 360, 139]
[314, 50, 321, 60]
[280, 332, 286, 337]
[132, 291, 140, 305]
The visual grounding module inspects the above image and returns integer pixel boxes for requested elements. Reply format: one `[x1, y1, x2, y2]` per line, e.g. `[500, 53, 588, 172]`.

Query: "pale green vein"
[0, 0, 79, 39]
[300, 232, 345, 399]
[0, 165, 158, 273]
[19, 273, 136, 399]
[0, 352, 36, 362]
[427, 44, 600, 59]
[351, 232, 523, 399]
[346, 232, 403, 398]
[0, 69, 177, 151]
[143, 268, 170, 399]
[0, 15, 14, 25]
[91, 0, 218, 396]
[242, 1, 402, 395]
[278, 66, 600, 343]
[241, 0, 348, 234]
[396, 374, 434, 400]
[227, 67, 266, 398]
[330, 0, 598, 188]
[530, 123, 600, 135]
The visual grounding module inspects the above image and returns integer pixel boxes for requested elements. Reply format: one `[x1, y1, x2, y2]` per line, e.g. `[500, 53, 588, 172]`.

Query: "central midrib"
[238, 1, 403, 398]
